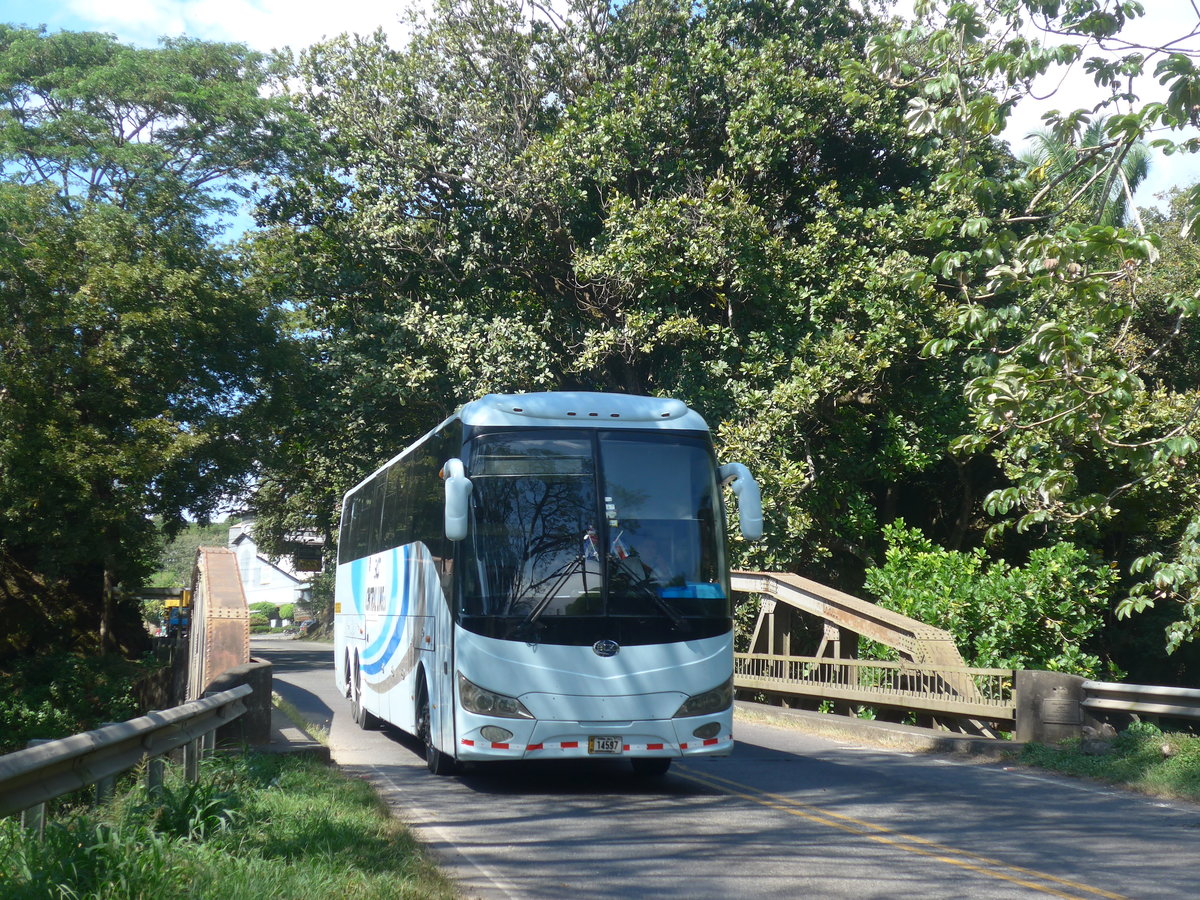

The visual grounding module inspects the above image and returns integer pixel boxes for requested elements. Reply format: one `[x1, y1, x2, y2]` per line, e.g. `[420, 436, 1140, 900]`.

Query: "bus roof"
[344, 392, 712, 500]
[459, 392, 711, 431]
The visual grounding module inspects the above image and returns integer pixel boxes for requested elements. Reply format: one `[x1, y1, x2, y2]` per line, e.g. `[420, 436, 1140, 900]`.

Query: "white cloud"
[65, 0, 414, 52]
[63, 0, 1200, 207]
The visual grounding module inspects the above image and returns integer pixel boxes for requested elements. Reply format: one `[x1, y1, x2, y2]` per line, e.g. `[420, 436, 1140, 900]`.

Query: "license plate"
[588, 736, 622, 755]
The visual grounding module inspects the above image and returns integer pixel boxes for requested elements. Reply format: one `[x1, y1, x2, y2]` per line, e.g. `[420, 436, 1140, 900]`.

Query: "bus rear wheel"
[631, 757, 671, 777]
[350, 657, 380, 730]
[417, 684, 458, 776]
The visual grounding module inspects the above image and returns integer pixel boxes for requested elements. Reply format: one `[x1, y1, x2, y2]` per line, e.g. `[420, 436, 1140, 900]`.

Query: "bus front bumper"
[455, 714, 734, 761]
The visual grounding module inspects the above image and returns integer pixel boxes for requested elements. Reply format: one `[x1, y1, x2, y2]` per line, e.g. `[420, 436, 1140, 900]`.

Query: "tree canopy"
[0, 27, 297, 652]
[244, 0, 1200, 677]
[5, 1, 1200, 679]
[252, 0, 1004, 588]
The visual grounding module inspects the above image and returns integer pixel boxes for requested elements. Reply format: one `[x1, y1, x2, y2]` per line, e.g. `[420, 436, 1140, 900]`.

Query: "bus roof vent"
[473, 392, 692, 424]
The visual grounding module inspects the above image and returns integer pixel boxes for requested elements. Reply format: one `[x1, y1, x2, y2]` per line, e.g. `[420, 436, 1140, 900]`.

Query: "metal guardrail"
[735, 653, 1016, 721]
[1082, 680, 1200, 721]
[0, 684, 252, 824]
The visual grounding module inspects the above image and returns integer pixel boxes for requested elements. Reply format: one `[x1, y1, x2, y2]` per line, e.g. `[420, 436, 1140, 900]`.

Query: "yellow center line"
[676, 767, 1128, 900]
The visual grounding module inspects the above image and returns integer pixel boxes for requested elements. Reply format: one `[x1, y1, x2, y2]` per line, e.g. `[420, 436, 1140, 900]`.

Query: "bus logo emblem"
[593, 640, 620, 657]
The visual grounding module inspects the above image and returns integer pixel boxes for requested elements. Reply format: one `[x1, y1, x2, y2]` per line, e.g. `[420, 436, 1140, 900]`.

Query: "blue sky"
[3, 0, 1198, 216]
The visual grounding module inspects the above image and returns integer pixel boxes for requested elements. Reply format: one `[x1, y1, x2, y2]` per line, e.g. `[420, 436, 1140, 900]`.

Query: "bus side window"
[414, 442, 443, 548]
[354, 477, 385, 560]
[381, 464, 411, 550]
[338, 498, 354, 565]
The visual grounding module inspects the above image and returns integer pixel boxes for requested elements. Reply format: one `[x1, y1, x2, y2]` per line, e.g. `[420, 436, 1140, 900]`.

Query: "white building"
[228, 521, 323, 612]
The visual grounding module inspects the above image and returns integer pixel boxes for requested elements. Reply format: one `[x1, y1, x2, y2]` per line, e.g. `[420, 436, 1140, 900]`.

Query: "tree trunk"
[100, 560, 116, 653]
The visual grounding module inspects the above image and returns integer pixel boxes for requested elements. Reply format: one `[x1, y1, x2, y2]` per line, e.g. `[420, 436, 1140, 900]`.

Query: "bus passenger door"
[431, 554, 456, 755]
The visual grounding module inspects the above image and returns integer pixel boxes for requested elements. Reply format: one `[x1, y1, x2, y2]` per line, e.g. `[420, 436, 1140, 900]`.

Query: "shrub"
[248, 602, 278, 620]
[0, 653, 152, 753]
[278, 603, 295, 621]
[863, 520, 1117, 676]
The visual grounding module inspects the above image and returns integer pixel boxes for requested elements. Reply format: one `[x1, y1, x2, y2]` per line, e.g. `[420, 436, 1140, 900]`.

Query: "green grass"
[1021, 721, 1200, 801]
[0, 751, 455, 899]
[274, 693, 330, 745]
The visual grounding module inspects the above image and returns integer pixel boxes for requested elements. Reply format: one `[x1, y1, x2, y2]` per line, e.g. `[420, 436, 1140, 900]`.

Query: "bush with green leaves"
[863, 521, 1117, 676]
[249, 603, 278, 620]
[0, 653, 154, 754]
[278, 603, 295, 621]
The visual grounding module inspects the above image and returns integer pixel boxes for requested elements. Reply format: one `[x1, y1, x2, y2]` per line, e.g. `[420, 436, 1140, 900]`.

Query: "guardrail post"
[146, 755, 165, 799]
[184, 738, 200, 782]
[20, 802, 45, 839]
[94, 724, 118, 805]
[1015, 670, 1085, 744]
[19, 739, 49, 839]
[202, 728, 216, 757]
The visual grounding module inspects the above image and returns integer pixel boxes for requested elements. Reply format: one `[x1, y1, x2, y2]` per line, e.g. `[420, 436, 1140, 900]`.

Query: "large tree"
[253, 0, 1200, 674]
[868, 0, 1200, 656]
[252, 0, 1010, 589]
[0, 27, 298, 651]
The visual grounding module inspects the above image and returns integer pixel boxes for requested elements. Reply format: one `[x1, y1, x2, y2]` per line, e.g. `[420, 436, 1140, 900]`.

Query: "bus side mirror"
[719, 463, 762, 541]
[443, 458, 473, 541]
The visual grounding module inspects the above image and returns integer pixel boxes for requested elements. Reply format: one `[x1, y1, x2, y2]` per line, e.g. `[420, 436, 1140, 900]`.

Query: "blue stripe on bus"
[350, 557, 364, 612]
[361, 545, 412, 676]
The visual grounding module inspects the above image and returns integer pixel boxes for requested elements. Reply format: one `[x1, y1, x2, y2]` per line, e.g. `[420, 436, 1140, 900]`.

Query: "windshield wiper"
[515, 556, 588, 638]
[642, 583, 690, 632]
[611, 556, 690, 632]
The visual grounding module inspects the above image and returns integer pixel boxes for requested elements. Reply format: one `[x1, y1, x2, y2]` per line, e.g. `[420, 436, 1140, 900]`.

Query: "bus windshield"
[461, 430, 728, 627]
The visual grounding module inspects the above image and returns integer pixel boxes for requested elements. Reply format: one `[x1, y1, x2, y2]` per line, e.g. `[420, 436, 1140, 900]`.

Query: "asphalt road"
[255, 638, 1200, 899]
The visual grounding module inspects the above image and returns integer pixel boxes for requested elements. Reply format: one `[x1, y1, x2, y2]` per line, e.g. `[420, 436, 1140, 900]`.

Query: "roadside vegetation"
[6, 0, 1200, 763]
[1021, 723, 1200, 803]
[0, 653, 156, 755]
[0, 751, 455, 900]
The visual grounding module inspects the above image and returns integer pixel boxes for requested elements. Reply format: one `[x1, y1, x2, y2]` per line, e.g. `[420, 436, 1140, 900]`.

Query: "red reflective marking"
[703, 738, 719, 746]
[492, 742, 510, 750]
[461, 739, 475, 746]
[561, 741, 579, 749]
[527, 743, 544, 751]
[647, 743, 664, 751]
[680, 742, 689, 750]
[623, 744, 631, 751]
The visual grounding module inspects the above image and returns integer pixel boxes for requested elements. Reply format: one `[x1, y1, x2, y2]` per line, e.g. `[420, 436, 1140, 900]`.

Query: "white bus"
[333, 391, 761, 776]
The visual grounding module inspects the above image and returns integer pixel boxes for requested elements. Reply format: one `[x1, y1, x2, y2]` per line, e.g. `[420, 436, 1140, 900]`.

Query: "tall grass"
[0, 752, 454, 899]
[1021, 721, 1200, 801]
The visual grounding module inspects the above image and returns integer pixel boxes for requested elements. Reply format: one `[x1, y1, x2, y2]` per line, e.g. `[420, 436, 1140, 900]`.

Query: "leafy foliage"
[867, 0, 1200, 651]
[253, 0, 1007, 593]
[864, 521, 1116, 675]
[241, 0, 1200, 671]
[0, 27, 298, 649]
[0, 752, 455, 899]
[149, 520, 233, 590]
[0, 653, 153, 753]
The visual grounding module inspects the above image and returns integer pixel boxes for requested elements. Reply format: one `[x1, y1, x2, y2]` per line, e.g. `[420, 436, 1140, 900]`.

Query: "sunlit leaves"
[0, 31, 294, 637]
[887, 0, 1200, 650]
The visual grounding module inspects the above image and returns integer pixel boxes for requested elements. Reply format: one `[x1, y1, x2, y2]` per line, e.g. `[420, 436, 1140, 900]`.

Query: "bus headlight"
[673, 677, 733, 718]
[458, 673, 534, 719]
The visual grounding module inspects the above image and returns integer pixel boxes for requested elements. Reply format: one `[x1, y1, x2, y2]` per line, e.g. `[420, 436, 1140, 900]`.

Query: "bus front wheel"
[417, 684, 458, 776]
[631, 757, 671, 777]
